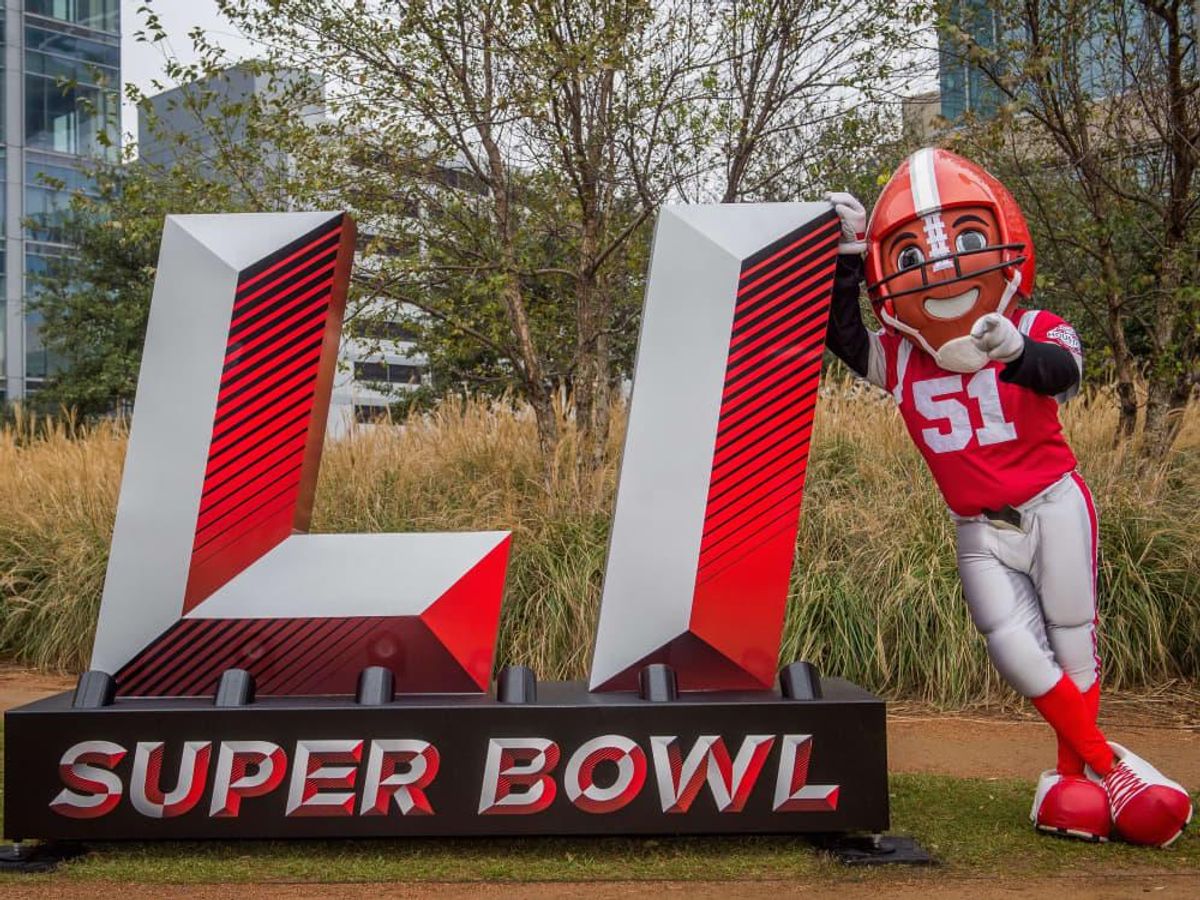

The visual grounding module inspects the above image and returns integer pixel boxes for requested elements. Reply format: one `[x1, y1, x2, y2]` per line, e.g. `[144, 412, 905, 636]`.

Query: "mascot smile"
[823, 147, 1194, 847]
[865, 148, 1029, 373]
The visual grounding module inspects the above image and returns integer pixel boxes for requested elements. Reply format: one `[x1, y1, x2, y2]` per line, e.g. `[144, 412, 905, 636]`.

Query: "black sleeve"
[824, 254, 871, 378]
[999, 336, 1080, 396]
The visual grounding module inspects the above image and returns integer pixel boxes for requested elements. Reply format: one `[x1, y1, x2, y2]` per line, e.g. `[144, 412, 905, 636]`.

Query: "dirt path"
[0, 667, 73, 713]
[888, 711, 1200, 785]
[1, 875, 1198, 899]
[4, 667, 1197, 786]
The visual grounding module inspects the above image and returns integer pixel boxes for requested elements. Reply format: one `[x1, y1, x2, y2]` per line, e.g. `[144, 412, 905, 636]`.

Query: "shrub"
[0, 389, 1195, 705]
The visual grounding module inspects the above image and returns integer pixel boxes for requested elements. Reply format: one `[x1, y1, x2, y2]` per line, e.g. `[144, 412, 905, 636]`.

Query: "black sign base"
[4, 669, 888, 841]
[0, 841, 85, 873]
[810, 833, 936, 866]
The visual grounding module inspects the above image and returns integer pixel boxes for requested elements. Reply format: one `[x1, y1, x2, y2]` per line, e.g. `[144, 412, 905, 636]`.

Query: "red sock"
[1055, 680, 1101, 776]
[1033, 675, 1113, 776]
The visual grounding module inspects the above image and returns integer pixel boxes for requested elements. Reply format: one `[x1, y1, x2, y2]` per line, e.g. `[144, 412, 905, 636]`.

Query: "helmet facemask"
[868, 205, 1027, 373]
[863, 148, 1037, 374]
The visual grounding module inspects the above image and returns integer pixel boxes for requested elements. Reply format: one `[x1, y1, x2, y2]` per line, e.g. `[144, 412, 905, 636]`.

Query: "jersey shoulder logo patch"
[1046, 323, 1081, 355]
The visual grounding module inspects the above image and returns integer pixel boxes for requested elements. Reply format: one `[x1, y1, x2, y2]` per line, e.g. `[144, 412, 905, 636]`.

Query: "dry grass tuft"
[0, 388, 1196, 704]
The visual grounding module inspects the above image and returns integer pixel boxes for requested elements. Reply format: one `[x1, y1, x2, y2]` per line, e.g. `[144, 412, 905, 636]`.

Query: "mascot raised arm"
[824, 147, 1193, 847]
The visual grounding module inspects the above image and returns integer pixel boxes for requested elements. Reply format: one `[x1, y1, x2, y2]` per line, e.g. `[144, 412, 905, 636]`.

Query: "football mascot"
[824, 147, 1193, 846]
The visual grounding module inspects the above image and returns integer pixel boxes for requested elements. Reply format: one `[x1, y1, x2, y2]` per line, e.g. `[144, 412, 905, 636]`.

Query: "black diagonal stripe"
[709, 400, 817, 490]
[203, 410, 310, 500]
[720, 327, 827, 413]
[205, 400, 314, 480]
[717, 379, 820, 448]
[237, 214, 344, 286]
[717, 352, 822, 436]
[733, 227, 840, 319]
[725, 307, 829, 392]
[703, 433, 813, 528]
[220, 318, 328, 401]
[209, 376, 316, 462]
[207, 389, 316, 468]
[250, 617, 326, 687]
[729, 301, 831, 377]
[269, 617, 377, 695]
[201, 420, 310, 509]
[701, 478, 808, 552]
[214, 328, 325, 429]
[230, 244, 340, 338]
[192, 460, 305, 554]
[698, 502, 806, 585]
[724, 307, 830, 391]
[216, 332, 325, 409]
[221, 308, 328, 387]
[740, 208, 839, 273]
[161, 619, 290, 697]
[234, 231, 340, 313]
[221, 293, 331, 374]
[232, 235, 338, 314]
[712, 396, 815, 473]
[258, 617, 351, 693]
[222, 617, 315, 690]
[731, 258, 835, 340]
[121, 619, 225, 696]
[731, 246, 838, 342]
[118, 619, 213, 691]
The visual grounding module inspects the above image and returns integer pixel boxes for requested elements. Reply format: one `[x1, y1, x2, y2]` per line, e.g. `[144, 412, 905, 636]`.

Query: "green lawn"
[1, 772, 1196, 885]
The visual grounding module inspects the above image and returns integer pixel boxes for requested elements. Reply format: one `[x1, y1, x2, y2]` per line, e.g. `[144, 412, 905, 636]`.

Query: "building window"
[24, 153, 97, 241]
[353, 361, 424, 385]
[24, 247, 70, 380]
[355, 318, 420, 342]
[27, 0, 120, 34]
[353, 404, 392, 424]
[25, 74, 118, 158]
[24, 20, 119, 160]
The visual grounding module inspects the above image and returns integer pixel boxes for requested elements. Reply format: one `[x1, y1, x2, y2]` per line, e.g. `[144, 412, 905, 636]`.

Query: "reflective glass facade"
[3, 0, 119, 399]
[938, 0, 1003, 122]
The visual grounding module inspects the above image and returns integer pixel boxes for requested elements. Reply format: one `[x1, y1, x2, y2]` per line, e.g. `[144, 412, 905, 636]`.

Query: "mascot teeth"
[924, 288, 979, 320]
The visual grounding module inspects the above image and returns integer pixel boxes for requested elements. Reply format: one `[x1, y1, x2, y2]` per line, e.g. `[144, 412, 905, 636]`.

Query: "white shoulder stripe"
[1018, 309, 1039, 336]
[908, 148, 941, 216]
[894, 340, 912, 405]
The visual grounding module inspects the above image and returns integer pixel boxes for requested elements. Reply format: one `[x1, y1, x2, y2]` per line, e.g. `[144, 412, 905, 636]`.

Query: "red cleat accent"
[1030, 770, 1111, 842]
[1095, 743, 1194, 847]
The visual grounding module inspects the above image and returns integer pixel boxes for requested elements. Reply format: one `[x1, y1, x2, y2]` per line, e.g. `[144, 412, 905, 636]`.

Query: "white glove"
[825, 191, 867, 255]
[970, 313, 1024, 363]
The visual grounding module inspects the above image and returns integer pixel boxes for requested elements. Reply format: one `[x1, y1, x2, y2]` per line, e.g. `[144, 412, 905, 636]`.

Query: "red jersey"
[867, 310, 1083, 516]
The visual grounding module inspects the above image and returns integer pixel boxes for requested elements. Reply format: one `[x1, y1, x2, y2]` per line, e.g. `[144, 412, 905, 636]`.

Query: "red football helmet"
[864, 148, 1035, 372]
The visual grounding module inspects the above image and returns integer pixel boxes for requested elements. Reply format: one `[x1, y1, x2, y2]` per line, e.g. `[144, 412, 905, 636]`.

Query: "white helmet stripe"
[908, 148, 941, 216]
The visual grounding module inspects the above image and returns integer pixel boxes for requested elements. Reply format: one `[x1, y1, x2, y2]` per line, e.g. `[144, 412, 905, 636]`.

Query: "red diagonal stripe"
[236, 225, 341, 296]
[737, 220, 839, 287]
[233, 252, 338, 319]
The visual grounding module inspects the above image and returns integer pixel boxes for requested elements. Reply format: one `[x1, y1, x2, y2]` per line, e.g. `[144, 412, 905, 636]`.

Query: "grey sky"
[120, 0, 259, 144]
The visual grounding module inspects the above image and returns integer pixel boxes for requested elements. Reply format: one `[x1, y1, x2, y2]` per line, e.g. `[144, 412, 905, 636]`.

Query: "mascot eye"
[955, 230, 987, 254]
[896, 246, 925, 271]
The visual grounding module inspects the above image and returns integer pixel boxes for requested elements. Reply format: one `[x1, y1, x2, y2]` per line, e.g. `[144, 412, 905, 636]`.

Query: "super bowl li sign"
[3, 206, 888, 841]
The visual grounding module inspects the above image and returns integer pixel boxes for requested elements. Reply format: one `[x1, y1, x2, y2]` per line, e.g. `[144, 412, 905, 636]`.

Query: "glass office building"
[3, 0, 119, 401]
[938, 0, 1004, 123]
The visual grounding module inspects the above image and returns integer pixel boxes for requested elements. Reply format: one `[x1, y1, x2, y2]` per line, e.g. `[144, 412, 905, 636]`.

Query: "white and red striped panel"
[589, 204, 839, 691]
[91, 212, 511, 697]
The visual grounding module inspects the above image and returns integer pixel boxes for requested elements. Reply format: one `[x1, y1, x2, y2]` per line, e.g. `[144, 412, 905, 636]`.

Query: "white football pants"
[954, 472, 1099, 699]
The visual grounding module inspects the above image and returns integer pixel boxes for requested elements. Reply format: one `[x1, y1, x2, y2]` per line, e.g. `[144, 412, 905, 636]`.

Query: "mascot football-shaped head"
[865, 147, 1036, 373]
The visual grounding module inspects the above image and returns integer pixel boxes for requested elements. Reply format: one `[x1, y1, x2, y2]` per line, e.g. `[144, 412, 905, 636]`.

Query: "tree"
[35, 0, 923, 448]
[28, 157, 258, 415]
[941, 0, 1199, 458]
[28, 27, 311, 415]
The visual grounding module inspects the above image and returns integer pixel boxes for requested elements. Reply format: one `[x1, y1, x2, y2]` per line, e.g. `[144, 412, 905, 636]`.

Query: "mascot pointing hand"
[825, 148, 1193, 846]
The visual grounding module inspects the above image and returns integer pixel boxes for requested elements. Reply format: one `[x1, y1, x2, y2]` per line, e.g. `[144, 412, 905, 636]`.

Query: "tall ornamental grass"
[0, 389, 1196, 705]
